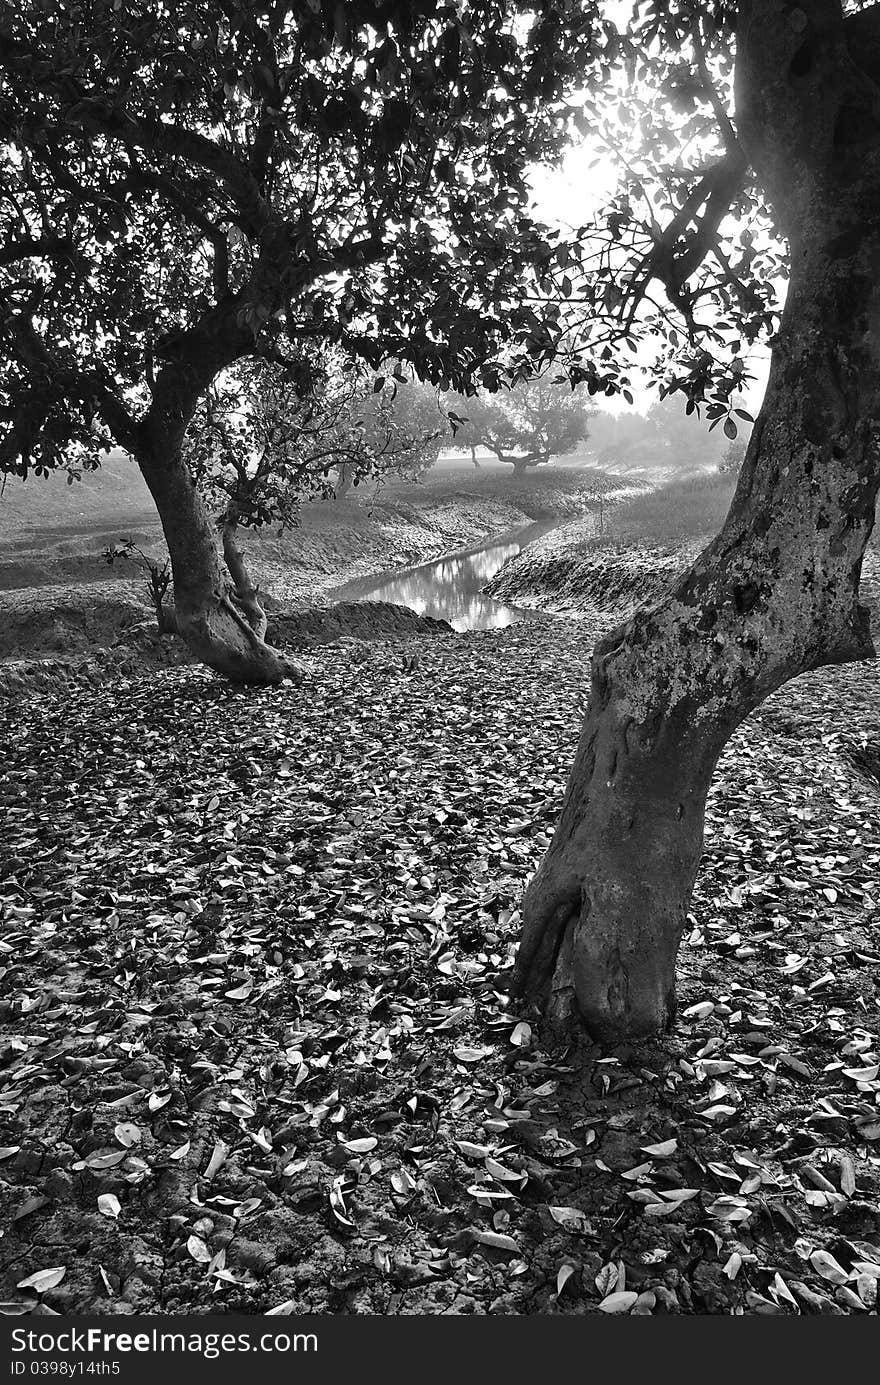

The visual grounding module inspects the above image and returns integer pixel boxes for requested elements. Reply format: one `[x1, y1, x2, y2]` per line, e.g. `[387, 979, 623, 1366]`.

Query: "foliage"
[531, 3, 787, 423]
[0, 1, 871, 477]
[447, 375, 595, 470]
[0, 0, 608, 477]
[183, 355, 446, 529]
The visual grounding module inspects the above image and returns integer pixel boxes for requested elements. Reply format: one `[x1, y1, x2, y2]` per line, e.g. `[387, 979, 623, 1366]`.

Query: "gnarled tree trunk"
[136, 441, 298, 684]
[514, 0, 880, 1041]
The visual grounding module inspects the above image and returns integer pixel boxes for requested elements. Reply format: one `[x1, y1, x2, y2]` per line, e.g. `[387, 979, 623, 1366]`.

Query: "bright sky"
[523, 1, 774, 423]
[527, 141, 773, 419]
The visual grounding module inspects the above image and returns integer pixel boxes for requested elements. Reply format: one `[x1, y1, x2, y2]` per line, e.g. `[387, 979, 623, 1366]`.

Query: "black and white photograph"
[1, 0, 879, 1345]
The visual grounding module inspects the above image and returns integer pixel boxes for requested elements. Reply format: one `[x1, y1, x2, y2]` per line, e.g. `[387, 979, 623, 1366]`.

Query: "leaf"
[97, 1194, 121, 1219]
[843, 1063, 879, 1082]
[594, 1262, 619, 1296]
[474, 1230, 520, 1253]
[509, 1021, 532, 1047]
[556, 1263, 577, 1297]
[722, 1252, 742, 1280]
[455, 1140, 491, 1160]
[452, 1046, 493, 1064]
[203, 1141, 229, 1180]
[682, 1001, 714, 1019]
[224, 980, 254, 1000]
[809, 1250, 848, 1285]
[342, 1137, 377, 1154]
[186, 1236, 212, 1264]
[698, 1104, 737, 1122]
[85, 1150, 127, 1169]
[620, 1162, 653, 1181]
[598, 1290, 638, 1313]
[640, 1138, 677, 1157]
[549, 1205, 592, 1234]
[113, 1122, 141, 1148]
[484, 1156, 523, 1183]
[17, 1267, 66, 1293]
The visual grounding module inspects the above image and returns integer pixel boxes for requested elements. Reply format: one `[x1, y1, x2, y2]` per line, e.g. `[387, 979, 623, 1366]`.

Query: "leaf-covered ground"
[1, 614, 880, 1316]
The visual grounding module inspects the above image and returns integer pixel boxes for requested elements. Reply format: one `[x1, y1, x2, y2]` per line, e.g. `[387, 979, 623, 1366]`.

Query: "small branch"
[691, 17, 742, 158]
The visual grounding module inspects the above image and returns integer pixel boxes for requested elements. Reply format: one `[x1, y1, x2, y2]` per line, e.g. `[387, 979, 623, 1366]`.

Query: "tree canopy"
[0, 0, 604, 479]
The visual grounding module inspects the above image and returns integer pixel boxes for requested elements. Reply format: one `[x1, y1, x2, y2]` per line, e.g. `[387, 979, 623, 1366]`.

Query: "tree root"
[511, 859, 580, 1003]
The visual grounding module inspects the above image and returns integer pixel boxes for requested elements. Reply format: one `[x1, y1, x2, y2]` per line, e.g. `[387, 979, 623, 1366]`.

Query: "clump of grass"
[608, 469, 737, 543]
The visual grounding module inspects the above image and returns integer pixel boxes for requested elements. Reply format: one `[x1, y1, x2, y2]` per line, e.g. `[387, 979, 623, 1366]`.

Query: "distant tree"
[336, 372, 445, 499]
[587, 395, 751, 471]
[646, 394, 753, 469]
[448, 375, 595, 473]
[0, 0, 599, 683]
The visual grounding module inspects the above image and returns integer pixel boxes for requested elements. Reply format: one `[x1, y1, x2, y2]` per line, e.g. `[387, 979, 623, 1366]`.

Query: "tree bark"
[335, 462, 353, 499]
[135, 441, 298, 684]
[219, 513, 268, 641]
[514, 1, 880, 1041]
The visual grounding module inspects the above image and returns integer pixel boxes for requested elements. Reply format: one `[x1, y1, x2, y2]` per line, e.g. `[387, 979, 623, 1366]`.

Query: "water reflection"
[338, 525, 548, 631]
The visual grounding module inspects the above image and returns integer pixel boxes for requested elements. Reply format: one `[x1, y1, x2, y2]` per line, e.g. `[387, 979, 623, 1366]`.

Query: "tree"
[448, 374, 594, 472]
[0, 0, 599, 682]
[334, 370, 445, 499]
[183, 354, 446, 621]
[512, 1, 880, 1042]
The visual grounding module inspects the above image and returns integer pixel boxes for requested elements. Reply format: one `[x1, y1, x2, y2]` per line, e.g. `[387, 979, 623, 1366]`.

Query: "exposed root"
[512, 870, 580, 1002]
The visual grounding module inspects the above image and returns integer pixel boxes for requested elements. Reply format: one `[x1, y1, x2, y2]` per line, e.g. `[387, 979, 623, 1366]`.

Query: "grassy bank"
[485, 471, 734, 615]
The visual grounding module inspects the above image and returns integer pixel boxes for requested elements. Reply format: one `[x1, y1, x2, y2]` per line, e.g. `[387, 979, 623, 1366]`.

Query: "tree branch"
[690, 17, 742, 158]
[0, 233, 72, 267]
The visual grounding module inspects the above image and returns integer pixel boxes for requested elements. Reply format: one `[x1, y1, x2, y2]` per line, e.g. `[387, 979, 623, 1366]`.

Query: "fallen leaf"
[17, 1268, 66, 1293]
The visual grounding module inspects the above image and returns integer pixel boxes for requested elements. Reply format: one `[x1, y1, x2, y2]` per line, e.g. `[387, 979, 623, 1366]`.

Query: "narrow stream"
[335, 519, 557, 631]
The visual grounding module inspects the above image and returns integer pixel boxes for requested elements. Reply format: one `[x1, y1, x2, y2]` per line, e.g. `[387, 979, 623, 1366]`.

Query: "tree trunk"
[509, 455, 534, 475]
[514, 13, 880, 1039]
[470, 445, 480, 470]
[135, 443, 299, 684]
[219, 515, 268, 641]
[335, 462, 353, 499]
